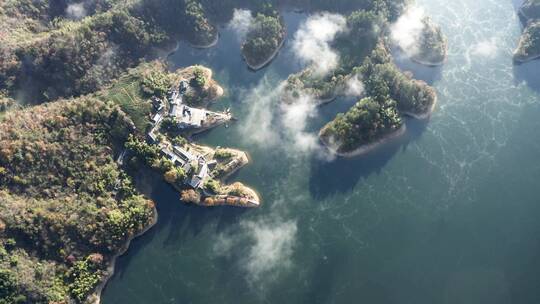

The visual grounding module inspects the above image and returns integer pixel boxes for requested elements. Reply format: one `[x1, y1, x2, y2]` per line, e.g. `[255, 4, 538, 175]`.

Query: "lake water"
[102, 1, 540, 303]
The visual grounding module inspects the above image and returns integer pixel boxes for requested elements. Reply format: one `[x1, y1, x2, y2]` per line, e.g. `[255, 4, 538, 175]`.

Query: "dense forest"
[0, 97, 155, 303]
[320, 96, 402, 152]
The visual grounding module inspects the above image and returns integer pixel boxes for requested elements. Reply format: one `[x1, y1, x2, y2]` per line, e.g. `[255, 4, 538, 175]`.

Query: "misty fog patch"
[390, 6, 426, 58]
[292, 13, 347, 76]
[66, 2, 87, 20]
[213, 216, 298, 287]
[228, 9, 254, 41]
[345, 74, 365, 97]
[239, 78, 332, 156]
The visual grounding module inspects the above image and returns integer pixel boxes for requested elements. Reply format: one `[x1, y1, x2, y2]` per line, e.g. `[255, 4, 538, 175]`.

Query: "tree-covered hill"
[0, 97, 155, 303]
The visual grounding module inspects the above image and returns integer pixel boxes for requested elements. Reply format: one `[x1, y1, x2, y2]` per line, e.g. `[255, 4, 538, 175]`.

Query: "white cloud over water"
[292, 13, 347, 76]
[228, 9, 254, 41]
[280, 94, 319, 153]
[213, 217, 298, 286]
[390, 6, 426, 58]
[239, 79, 281, 148]
[242, 219, 297, 282]
[239, 78, 335, 158]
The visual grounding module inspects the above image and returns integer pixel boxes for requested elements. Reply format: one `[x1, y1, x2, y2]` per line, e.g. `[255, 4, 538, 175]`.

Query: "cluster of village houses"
[146, 80, 230, 189]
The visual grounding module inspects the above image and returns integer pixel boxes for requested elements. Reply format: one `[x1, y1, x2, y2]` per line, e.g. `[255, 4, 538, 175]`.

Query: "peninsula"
[126, 65, 260, 208]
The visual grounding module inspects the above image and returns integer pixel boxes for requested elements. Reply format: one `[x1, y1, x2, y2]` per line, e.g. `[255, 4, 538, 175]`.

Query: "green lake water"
[102, 0, 540, 303]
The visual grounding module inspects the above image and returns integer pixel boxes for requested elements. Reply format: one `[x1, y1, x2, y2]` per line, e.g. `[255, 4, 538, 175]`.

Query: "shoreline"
[513, 33, 540, 64]
[91, 207, 159, 304]
[513, 14, 540, 64]
[411, 55, 447, 67]
[243, 32, 286, 71]
[393, 41, 448, 67]
[187, 32, 219, 49]
[281, 87, 339, 106]
[187, 119, 230, 137]
[320, 124, 407, 158]
[400, 95, 438, 120]
[513, 52, 540, 64]
[314, 92, 339, 106]
[214, 149, 250, 181]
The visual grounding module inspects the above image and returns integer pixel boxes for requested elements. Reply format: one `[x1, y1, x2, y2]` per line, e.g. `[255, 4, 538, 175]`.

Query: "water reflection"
[309, 118, 429, 199]
[391, 47, 444, 85]
[513, 60, 540, 94]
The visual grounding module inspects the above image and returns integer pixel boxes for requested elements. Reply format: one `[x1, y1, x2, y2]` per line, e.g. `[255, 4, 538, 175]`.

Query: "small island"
[241, 10, 286, 70]
[319, 42, 437, 156]
[282, 68, 347, 105]
[411, 17, 448, 66]
[183, 0, 219, 48]
[319, 96, 404, 156]
[514, 0, 540, 63]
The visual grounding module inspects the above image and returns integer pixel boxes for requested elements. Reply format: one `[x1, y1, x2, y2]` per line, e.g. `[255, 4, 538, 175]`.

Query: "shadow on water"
[309, 118, 428, 200]
[166, 11, 307, 89]
[513, 60, 540, 94]
[108, 170, 249, 281]
[512, 0, 526, 12]
[391, 47, 444, 86]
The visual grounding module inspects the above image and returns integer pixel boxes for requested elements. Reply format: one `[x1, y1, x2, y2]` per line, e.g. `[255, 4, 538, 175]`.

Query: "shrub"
[180, 189, 200, 204]
[191, 67, 206, 88]
[203, 179, 221, 193]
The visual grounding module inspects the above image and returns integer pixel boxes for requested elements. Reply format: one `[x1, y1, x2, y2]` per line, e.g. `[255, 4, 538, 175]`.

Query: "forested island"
[241, 8, 286, 70]
[0, 0, 444, 302]
[515, 0, 540, 63]
[320, 42, 437, 155]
